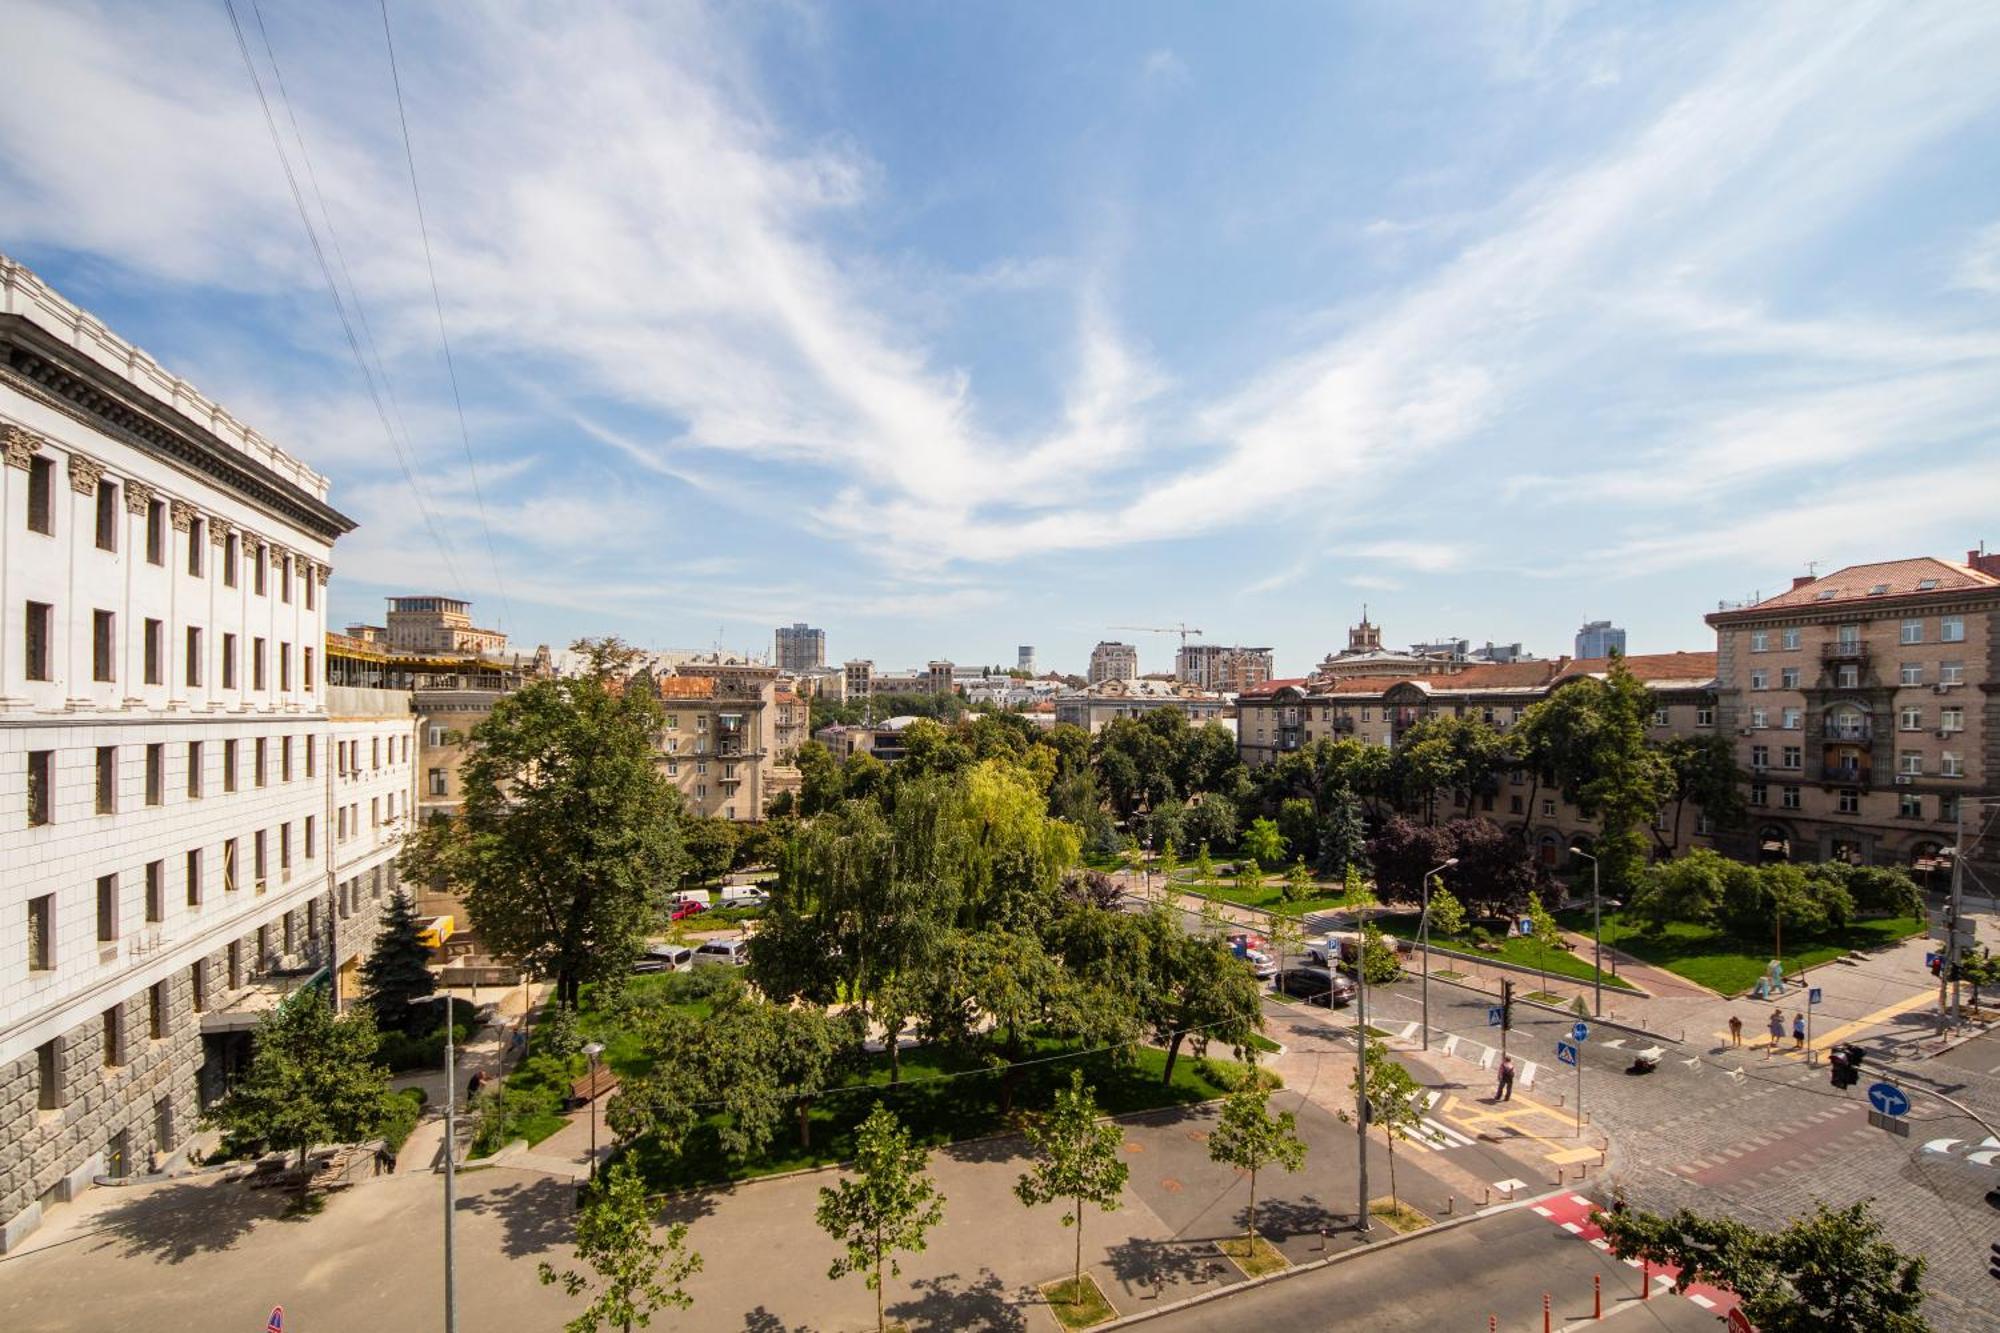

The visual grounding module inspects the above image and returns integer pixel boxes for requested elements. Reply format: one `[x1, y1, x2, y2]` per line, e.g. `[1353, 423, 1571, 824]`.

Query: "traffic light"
[1989, 1239, 1999, 1281]
[1829, 1043, 1864, 1089]
[1500, 978, 1514, 1032]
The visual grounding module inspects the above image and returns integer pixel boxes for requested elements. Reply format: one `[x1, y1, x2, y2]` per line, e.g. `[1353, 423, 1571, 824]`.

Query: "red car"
[670, 899, 708, 922]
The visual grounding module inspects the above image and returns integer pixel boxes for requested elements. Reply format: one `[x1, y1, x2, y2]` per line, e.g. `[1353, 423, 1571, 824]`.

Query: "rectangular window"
[95, 479, 118, 551]
[190, 961, 206, 1013]
[143, 618, 163, 684]
[1749, 782, 1768, 807]
[1781, 786, 1801, 810]
[303, 646, 314, 692]
[28, 749, 52, 825]
[145, 860, 163, 922]
[223, 633, 240, 689]
[1781, 746, 1801, 770]
[1941, 616, 1965, 643]
[371, 796, 380, 828]
[252, 638, 266, 690]
[186, 848, 202, 905]
[280, 555, 292, 603]
[1782, 628, 1801, 650]
[1836, 665, 1859, 689]
[1940, 707, 1964, 732]
[97, 874, 117, 942]
[1541, 798, 1555, 817]
[280, 823, 291, 876]
[305, 568, 315, 610]
[1940, 661, 1965, 685]
[253, 545, 266, 596]
[96, 746, 116, 813]
[1750, 708, 1768, 729]
[372, 738, 381, 770]
[1941, 752, 1964, 777]
[254, 737, 267, 787]
[150, 981, 168, 1039]
[29, 893, 54, 970]
[1782, 707, 1801, 730]
[1942, 795, 1961, 823]
[222, 838, 238, 894]
[254, 830, 267, 884]
[145, 500, 164, 564]
[281, 736, 293, 782]
[224, 533, 240, 585]
[25, 600, 53, 680]
[1750, 670, 1768, 690]
[228, 941, 242, 989]
[304, 814, 316, 859]
[428, 767, 447, 796]
[279, 643, 291, 692]
[102, 1006, 124, 1067]
[223, 739, 238, 793]
[92, 609, 115, 681]
[1900, 662, 1922, 686]
[1900, 706, 1923, 731]
[1652, 707, 1669, 726]
[305, 735, 315, 778]
[1781, 667, 1800, 689]
[1696, 705, 1714, 726]
[1899, 750, 1924, 775]
[27, 455, 55, 533]
[186, 740, 203, 798]
[185, 626, 203, 686]
[1899, 619, 1923, 645]
[1750, 744, 1770, 768]
[1750, 631, 1768, 652]
[187, 517, 204, 575]
[1838, 789, 1860, 814]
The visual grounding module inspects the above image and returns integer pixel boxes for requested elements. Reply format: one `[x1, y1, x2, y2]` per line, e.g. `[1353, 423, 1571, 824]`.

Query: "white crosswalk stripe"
[1401, 1092, 1476, 1151]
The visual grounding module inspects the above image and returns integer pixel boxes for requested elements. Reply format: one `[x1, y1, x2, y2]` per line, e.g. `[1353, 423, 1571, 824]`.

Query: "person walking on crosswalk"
[1767, 1007, 1784, 1052]
[1728, 1014, 1743, 1047]
[1792, 1012, 1806, 1051]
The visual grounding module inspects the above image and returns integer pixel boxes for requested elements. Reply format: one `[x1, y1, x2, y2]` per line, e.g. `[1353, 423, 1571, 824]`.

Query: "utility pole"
[1355, 942, 1370, 1235]
[1946, 801, 1967, 1026]
[1500, 978, 1514, 1063]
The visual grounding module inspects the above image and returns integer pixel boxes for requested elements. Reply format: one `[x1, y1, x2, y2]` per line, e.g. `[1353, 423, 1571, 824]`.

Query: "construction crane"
[1111, 623, 1205, 652]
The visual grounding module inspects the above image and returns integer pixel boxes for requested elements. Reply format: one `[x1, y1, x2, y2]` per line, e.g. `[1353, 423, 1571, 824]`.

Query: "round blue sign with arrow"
[1572, 1021, 1590, 1042]
[1867, 1082, 1910, 1118]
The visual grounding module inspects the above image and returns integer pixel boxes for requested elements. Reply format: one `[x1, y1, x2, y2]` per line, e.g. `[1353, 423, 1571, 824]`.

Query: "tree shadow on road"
[886, 1268, 1027, 1332]
[741, 1308, 812, 1333]
[1238, 1193, 1345, 1243]
[1103, 1234, 1234, 1301]
[452, 1173, 579, 1259]
[87, 1176, 298, 1264]
[938, 1133, 1031, 1166]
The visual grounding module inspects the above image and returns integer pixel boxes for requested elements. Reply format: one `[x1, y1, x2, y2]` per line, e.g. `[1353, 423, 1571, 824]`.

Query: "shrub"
[379, 1087, 428, 1157]
[375, 1022, 473, 1073]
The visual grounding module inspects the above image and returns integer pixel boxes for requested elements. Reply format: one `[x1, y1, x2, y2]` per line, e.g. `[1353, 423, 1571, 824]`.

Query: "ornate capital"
[67, 452, 105, 495]
[209, 517, 235, 546]
[170, 499, 197, 532]
[2, 424, 44, 470]
[122, 478, 156, 515]
[316, 563, 332, 586]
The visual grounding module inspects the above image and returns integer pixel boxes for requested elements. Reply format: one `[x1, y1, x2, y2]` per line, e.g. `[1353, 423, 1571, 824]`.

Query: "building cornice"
[1707, 589, 2000, 628]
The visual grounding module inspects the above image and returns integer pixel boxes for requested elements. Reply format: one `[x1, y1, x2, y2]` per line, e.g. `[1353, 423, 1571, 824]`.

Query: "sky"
[4, 1, 1999, 678]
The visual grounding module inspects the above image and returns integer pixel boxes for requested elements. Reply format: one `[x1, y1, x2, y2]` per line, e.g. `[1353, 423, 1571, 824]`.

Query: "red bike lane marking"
[1529, 1192, 1744, 1320]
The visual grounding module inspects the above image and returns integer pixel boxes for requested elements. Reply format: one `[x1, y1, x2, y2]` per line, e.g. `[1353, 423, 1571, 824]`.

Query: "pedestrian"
[1728, 1014, 1743, 1048]
[1496, 1055, 1516, 1101]
[1767, 1008, 1784, 1051]
[1792, 1012, 1806, 1051]
[467, 1068, 489, 1102]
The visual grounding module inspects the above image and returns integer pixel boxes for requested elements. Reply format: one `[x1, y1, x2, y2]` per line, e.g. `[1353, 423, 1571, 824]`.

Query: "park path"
[391, 981, 545, 1176]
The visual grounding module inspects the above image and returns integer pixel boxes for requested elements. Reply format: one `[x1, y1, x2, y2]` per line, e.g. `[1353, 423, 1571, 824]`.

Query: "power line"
[222, 0, 468, 599]
[378, 0, 513, 631]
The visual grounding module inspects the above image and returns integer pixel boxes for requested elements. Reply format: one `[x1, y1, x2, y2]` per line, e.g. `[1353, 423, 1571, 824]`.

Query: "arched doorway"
[1758, 824, 1792, 863]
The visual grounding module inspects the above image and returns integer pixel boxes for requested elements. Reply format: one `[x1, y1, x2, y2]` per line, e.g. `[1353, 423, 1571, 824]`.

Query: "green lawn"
[1373, 913, 1641, 993]
[617, 1033, 1256, 1192]
[1557, 910, 1924, 996]
[1182, 875, 1364, 919]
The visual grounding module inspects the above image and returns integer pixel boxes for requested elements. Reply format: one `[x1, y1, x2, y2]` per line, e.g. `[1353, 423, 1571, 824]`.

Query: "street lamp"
[410, 993, 461, 1333]
[1418, 857, 1459, 1051]
[1569, 847, 1602, 1018]
[582, 1041, 607, 1182]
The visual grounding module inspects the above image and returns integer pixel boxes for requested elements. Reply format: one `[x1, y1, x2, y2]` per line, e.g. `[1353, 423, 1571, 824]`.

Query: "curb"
[1092, 1186, 1577, 1329]
[1427, 973, 1684, 1047]
[1415, 940, 1655, 1002]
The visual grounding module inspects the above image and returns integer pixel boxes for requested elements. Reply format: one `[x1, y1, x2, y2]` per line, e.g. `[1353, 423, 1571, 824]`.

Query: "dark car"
[1275, 965, 1356, 1008]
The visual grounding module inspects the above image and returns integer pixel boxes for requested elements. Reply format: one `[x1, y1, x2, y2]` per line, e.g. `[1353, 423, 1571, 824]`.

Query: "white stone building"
[326, 687, 419, 998]
[0, 256, 360, 1251]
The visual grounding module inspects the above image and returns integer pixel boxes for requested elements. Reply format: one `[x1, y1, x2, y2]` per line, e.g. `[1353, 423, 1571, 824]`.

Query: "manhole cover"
[1161, 1177, 1183, 1193]
[1124, 1141, 1145, 1154]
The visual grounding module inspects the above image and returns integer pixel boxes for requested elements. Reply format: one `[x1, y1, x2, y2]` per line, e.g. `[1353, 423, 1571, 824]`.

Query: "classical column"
[66, 452, 106, 707]
[122, 480, 155, 705]
[169, 500, 196, 707]
[0, 426, 44, 706]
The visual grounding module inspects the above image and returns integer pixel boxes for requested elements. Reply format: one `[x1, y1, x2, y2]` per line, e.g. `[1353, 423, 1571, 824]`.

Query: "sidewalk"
[392, 981, 547, 1175]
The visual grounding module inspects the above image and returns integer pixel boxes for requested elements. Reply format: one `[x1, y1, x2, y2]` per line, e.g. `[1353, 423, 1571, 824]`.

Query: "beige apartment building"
[641, 657, 784, 821]
[1237, 653, 1722, 870]
[1705, 553, 2000, 870]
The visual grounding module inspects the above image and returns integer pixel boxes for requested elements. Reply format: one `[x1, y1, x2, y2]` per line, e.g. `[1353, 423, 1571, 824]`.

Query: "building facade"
[1575, 620, 1626, 659]
[1088, 641, 1140, 685]
[1176, 644, 1274, 693]
[325, 687, 418, 996]
[1017, 645, 1035, 674]
[775, 622, 825, 673]
[1705, 555, 2000, 871]
[843, 659, 874, 701]
[0, 255, 356, 1251]
[1054, 677, 1229, 733]
[384, 596, 505, 657]
[645, 658, 782, 822]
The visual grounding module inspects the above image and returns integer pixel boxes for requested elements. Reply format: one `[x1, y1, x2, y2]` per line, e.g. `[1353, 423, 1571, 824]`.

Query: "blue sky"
[4, 1, 1999, 676]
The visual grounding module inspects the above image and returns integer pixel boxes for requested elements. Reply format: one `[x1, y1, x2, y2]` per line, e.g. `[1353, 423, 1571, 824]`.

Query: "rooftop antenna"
[1805, 560, 1821, 578]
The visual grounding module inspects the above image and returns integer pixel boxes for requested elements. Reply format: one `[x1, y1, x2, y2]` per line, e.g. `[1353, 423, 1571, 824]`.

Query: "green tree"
[399, 638, 687, 1008]
[1237, 855, 1263, 898]
[1194, 842, 1216, 885]
[1595, 1200, 1926, 1333]
[1183, 797, 1240, 854]
[1014, 1070, 1130, 1299]
[1242, 816, 1287, 867]
[1207, 1085, 1307, 1255]
[1267, 913, 1305, 975]
[539, 1160, 701, 1333]
[203, 990, 395, 1179]
[1629, 847, 1730, 932]
[1575, 659, 1673, 892]
[1525, 891, 1562, 991]
[680, 817, 739, 884]
[1657, 733, 1744, 854]
[816, 1103, 947, 1333]
[1425, 879, 1467, 941]
[1282, 858, 1316, 904]
[359, 890, 437, 1035]
[1314, 790, 1371, 879]
[1350, 1036, 1427, 1211]
[1157, 837, 1180, 893]
[1275, 797, 1320, 866]
[1340, 862, 1376, 912]
[1358, 921, 1401, 985]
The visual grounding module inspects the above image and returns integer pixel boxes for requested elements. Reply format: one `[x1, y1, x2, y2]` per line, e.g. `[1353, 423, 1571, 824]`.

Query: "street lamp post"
[1418, 857, 1460, 1051]
[1569, 848, 1602, 1018]
[582, 1041, 607, 1182]
[410, 993, 460, 1333]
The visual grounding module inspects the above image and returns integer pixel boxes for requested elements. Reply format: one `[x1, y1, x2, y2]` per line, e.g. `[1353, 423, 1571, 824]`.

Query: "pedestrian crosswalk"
[1404, 1090, 1478, 1152]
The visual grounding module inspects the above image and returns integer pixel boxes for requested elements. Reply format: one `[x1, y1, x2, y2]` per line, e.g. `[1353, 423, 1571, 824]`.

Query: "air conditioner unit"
[1936, 729, 1953, 739]
[1932, 684, 1949, 694]
[1894, 775, 1914, 786]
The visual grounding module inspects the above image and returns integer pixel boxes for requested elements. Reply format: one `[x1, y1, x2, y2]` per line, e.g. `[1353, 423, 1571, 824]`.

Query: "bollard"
[1318, 1227, 1327, 1252]
[1489, 1318, 1497, 1333]
[1594, 1273, 1602, 1320]
[1483, 1186, 1491, 1206]
[1543, 1291, 1552, 1333]
[1445, 1194, 1455, 1216]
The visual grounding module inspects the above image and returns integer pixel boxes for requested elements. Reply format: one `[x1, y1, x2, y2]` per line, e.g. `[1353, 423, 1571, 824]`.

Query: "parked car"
[671, 889, 713, 909]
[1274, 965, 1356, 1008]
[670, 899, 708, 922]
[1226, 933, 1278, 980]
[692, 937, 750, 968]
[633, 944, 693, 974]
[718, 885, 769, 910]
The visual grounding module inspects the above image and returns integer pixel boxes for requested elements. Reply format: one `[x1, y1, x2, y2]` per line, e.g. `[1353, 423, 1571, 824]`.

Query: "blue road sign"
[1519, 917, 1535, 936]
[1925, 951, 1939, 970]
[267, 1308, 285, 1333]
[1572, 1021, 1590, 1042]
[1556, 1039, 1579, 1067]
[1808, 987, 1823, 1006]
[1487, 1006, 1504, 1027]
[1867, 1082, 1910, 1118]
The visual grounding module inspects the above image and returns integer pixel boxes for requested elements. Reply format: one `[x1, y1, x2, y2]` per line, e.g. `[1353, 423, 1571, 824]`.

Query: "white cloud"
[1958, 221, 2000, 295]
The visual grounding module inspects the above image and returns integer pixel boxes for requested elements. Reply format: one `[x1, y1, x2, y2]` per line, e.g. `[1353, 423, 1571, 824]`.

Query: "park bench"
[568, 1065, 621, 1107]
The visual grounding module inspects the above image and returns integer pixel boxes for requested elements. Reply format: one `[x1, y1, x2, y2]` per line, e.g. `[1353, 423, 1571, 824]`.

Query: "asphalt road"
[1132, 1206, 1718, 1332]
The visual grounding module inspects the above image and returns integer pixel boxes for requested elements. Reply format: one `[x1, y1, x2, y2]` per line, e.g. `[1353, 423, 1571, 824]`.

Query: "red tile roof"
[653, 676, 717, 699]
[1731, 557, 2000, 614]
[1237, 677, 1311, 699]
[1558, 651, 1718, 684]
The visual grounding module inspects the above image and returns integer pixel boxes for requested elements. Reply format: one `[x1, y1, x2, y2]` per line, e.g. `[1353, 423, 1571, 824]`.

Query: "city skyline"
[2, 2, 1998, 672]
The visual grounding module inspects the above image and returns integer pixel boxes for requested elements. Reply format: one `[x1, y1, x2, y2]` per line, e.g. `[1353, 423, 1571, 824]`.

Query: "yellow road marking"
[1716, 989, 1937, 1060]
[1436, 1093, 1588, 1159]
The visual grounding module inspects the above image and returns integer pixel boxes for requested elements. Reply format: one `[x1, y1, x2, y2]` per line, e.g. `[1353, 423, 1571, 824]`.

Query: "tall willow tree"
[399, 639, 687, 1008]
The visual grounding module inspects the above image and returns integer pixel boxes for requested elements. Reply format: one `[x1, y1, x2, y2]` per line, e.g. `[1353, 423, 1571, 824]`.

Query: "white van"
[719, 885, 769, 910]
[692, 937, 750, 968]
[670, 888, 712, 909]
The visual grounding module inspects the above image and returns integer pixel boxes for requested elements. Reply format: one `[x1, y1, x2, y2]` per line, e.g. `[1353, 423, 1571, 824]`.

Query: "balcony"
[1821, 641, 1869, 664]
[1276, 727, 1303, 751]
[1329, 716, 1355, 734]
[1815, 750, 1874, 788]
[1821, 718, 1873, 741]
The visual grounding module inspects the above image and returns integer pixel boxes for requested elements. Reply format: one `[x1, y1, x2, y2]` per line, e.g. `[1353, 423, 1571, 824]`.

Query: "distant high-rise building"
[1575, 620, 1627, 659]
[1088, 641, 1140, 685]
[775, 622, 826, 672]
[1176, 644, 1275, 692]
[843, 659, 875, 700]
[1017, 645, 1035, 674]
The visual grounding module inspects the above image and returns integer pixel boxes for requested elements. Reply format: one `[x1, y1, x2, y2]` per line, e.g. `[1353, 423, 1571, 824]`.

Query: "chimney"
[1967, 546, 2000, 578]
[1791, 575, 1814, 590]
